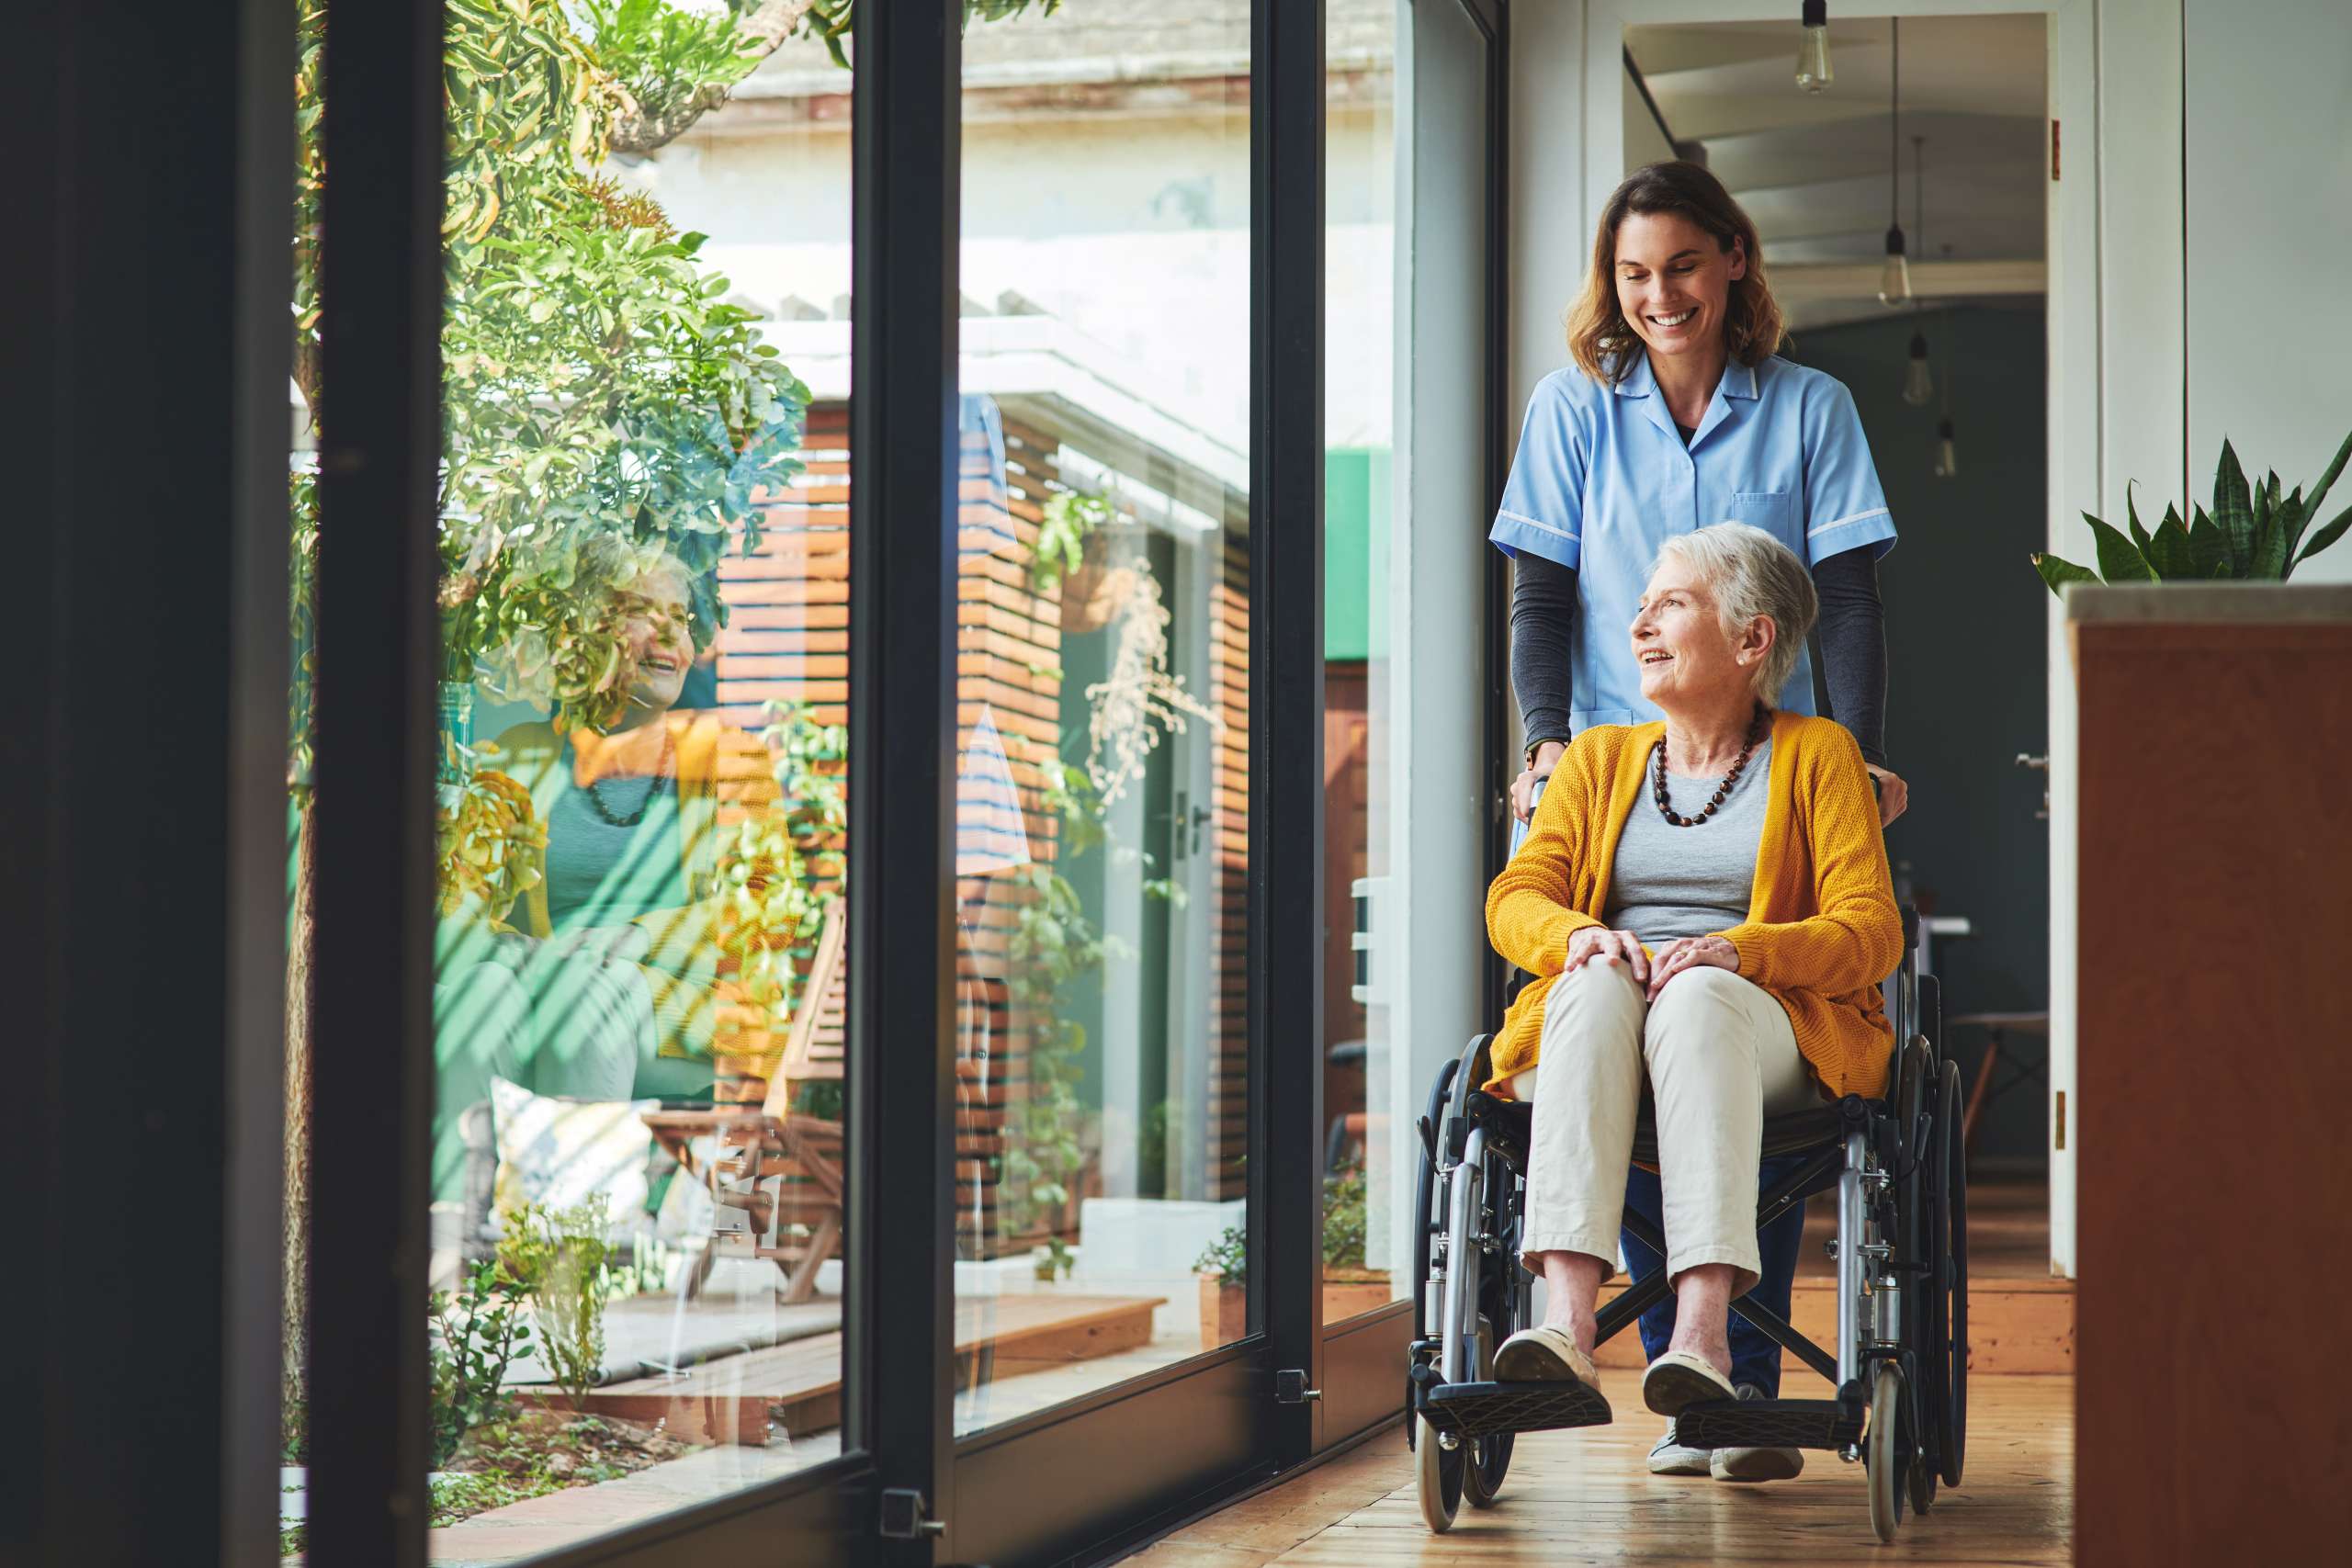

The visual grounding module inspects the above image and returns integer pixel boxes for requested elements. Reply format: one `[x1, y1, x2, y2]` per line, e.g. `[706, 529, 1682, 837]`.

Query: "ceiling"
[1625, 14, 2049, 329]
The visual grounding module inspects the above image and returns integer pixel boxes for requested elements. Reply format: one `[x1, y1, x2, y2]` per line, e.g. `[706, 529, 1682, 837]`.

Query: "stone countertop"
[2064, 581, 2352, 624]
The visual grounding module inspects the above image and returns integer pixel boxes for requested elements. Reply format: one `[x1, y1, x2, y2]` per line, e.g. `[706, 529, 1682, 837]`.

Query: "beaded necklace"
[1651, 704, 1769, 828]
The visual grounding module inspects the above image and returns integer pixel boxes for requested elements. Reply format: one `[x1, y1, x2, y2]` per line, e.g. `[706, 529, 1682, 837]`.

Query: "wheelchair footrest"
[1421, 1379, 1612, 1438]
[1670, 1396, 1861, 1452]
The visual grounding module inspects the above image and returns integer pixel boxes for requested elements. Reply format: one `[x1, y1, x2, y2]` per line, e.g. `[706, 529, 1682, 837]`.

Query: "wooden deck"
[568, 1292, 1164, 1445]
[1134, 1366, 2074, 1566]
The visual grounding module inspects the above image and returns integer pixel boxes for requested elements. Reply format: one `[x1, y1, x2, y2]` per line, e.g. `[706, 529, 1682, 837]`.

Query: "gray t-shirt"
[1603, 738, 1770, 944]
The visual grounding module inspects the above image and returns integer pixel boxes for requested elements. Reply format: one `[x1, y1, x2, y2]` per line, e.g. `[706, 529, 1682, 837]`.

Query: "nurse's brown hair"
[1564, 161, 1787, 385]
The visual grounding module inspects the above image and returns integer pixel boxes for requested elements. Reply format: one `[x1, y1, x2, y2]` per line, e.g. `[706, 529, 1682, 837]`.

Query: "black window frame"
[18, 0, 1515, 1563]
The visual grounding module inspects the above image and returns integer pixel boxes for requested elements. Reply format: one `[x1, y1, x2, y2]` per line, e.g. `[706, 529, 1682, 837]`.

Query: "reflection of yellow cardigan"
[1485, 711, 1902, 1100]
[486, 712, 779, 1059]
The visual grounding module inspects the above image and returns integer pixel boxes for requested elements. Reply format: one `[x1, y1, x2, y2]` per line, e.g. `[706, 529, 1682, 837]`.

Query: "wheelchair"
[1404, 909, 1967, 1542]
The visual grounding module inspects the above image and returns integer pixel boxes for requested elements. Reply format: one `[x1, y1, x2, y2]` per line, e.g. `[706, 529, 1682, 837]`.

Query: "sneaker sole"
[1642, 1358, 1737, 1417]
[1495, 1337, 1591, 1386]
[1711, 1447, 1805, 1483]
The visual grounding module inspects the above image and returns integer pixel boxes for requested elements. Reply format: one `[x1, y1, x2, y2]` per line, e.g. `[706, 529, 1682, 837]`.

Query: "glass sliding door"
[1315, 0, 1510, 1444]
[1320, 0, 1402, 1340]
[289, 3, 862, 1563]
[258, 0, 1381, 1562]
[948, 0, 1254, 1431]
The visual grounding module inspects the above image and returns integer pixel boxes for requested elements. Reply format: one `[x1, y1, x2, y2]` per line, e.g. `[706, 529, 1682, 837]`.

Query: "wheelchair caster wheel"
[1865, 1363, 1908, 1542]
[1415, 1415, 1464, 1533]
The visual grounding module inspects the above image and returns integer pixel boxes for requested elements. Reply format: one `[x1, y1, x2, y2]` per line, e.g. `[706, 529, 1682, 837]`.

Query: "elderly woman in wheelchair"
[1485, 521, 1904, 1422]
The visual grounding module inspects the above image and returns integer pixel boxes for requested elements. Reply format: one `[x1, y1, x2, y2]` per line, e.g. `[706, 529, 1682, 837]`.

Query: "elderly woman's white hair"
[1655, 522, 1819, 701]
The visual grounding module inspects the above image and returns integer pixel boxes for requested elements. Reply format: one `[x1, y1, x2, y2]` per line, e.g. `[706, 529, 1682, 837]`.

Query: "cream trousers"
[1509, 960, 1817, 1294]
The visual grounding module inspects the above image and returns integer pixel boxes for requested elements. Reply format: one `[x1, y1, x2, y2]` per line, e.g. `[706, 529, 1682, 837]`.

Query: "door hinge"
[1274, 1368, 1322, 1404]
[878, 1487, 945, 1540]
[2053, 1089, 2066, 1151]
[2051, 118, 2061, 181]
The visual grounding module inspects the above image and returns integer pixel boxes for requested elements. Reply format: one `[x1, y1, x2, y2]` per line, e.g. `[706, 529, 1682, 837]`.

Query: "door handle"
[2018, 753, 2049, 819]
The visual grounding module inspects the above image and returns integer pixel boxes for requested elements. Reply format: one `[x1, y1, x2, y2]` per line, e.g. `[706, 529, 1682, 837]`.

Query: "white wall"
[616, 99, 1399, 455]
[2184, 0, 2352, 585]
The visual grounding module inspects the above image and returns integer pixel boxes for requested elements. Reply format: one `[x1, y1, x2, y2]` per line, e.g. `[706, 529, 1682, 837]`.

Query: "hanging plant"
[1082, 568, 1221, 807]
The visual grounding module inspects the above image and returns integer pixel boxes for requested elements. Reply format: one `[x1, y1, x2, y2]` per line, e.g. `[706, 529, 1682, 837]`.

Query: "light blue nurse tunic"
[1488, 352, 1895, 732]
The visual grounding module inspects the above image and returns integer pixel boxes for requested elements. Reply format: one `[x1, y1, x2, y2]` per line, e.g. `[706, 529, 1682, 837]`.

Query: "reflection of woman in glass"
[434, 551, 776, 1193]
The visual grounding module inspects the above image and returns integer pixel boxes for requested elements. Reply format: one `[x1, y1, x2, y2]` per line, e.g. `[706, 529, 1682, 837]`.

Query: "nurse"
[1494, 160, 1909, 1483]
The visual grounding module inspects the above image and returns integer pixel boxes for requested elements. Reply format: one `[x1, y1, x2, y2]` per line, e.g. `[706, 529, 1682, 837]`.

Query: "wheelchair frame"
[1404, 916, 1969, 1542]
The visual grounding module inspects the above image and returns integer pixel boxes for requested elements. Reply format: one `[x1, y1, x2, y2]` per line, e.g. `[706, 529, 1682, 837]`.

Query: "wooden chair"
[641, 900, 847, 1303]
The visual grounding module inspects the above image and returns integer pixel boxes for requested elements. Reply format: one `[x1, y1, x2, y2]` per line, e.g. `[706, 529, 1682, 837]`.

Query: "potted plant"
[1319, 1164, 1392, 1321]
[1189, 1168, 1392, 1351]
[2033, 430, 2352, 594]
[1193, 1225, 1249, 1350]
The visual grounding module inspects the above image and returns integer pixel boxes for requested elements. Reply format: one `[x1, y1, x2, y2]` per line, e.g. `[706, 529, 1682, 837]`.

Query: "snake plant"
[2034, 428, 2352, 594]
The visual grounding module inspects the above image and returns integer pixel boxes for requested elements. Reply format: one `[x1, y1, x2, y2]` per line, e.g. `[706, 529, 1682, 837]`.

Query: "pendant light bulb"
[1879, 228, 1912, 306]
[1903, 330, 1934, 406]
[1795, 1, 1833, 94]
[1877, 22, 1907, 305]
[1934, 415, 1959, 479]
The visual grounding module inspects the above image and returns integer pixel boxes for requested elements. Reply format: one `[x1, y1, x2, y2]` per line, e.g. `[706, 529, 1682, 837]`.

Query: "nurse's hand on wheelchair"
[1511, 739, 1568, 822]
[1865, 761, 1909, 825]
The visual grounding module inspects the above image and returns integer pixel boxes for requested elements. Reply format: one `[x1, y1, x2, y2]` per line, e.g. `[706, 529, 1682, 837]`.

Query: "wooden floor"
[1131, 1369, 2073, 1566]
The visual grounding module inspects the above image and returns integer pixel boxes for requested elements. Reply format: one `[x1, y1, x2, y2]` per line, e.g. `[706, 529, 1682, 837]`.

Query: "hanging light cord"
[1914, 134, 1926, 309]
[1889, 18, 1900, 229]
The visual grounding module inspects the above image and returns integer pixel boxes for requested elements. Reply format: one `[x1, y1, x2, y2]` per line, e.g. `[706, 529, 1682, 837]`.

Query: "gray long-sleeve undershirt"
[1510, 546, 1889, 768]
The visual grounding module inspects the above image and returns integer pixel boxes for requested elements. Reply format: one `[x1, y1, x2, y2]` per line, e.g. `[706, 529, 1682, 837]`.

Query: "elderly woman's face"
[1612, 210, 1746, 364]
[1630, 558, 1759, 707]
[620, 581, 695, 714]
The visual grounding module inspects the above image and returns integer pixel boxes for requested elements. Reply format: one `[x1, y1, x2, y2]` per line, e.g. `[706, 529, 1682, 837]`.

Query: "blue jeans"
[1620, 1153, 1807, 1397]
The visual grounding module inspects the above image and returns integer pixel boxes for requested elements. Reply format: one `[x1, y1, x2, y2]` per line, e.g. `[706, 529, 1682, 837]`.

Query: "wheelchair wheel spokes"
[1462, 1312, 1510, 1507]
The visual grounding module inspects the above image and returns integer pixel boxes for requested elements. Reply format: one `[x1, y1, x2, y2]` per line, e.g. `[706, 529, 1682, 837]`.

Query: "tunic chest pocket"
[1726, 490, 1800, 550]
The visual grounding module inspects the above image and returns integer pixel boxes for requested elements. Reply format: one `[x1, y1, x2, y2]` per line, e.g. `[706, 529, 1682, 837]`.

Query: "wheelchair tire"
[1864, 1361, 1908, 1543]
[1407, 1055, 1460, 1441]
[1415, 1415, 1464, 1532]
[1917, 972, 1943, 1068]
[1937, 1058, 1970, 1487]
[1464, 1164, 1527, 1510]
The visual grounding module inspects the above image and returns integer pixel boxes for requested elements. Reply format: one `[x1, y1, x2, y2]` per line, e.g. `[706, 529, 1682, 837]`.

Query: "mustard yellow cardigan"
[1485, 711, 1903, 1100]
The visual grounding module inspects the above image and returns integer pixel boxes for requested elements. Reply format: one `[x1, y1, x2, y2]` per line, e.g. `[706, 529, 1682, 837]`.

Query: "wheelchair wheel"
[1464, 1168, 1526, 1509]
[1937, 1058, 1970, 1486]
[1917, 972, 1943, 1067]
[1895, 1034, 1942, 1509]
[1415, 1413, 1465, 1532]
[1461, 1314, 1513, 1508]
[1864, 1361, 1909, 1543]
[1406, 1056, 1460, 1438]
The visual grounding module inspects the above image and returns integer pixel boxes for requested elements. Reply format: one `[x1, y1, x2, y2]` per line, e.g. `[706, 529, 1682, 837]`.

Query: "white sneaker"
[1709, 1382, 1805, 1483]
[1647, 1421, 1712, 1476]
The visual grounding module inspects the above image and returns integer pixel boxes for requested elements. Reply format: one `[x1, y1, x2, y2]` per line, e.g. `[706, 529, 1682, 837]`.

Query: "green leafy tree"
[281, 0, 1074, 1441]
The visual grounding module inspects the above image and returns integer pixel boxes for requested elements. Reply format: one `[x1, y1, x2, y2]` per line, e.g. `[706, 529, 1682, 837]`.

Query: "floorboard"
[1128, 1371, 2072, 1567]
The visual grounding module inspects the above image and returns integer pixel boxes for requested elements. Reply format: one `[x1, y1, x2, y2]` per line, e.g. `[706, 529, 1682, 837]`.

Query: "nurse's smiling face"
[1612, 210, 1747, 364]
[1629, 556, 1766, 711]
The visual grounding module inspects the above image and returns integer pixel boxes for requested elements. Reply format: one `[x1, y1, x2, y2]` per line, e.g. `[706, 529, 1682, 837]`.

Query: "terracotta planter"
[1197, 1274, 1247, 1351]
[1320, 1270, 1395, 1324]
[1058, 535, 1138, 635]
[1196, 1271, 1395, 1346]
